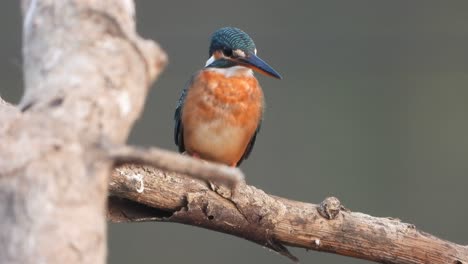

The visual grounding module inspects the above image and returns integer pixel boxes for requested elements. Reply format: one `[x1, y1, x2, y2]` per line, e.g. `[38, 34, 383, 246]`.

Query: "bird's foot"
[208, 180, 233, 199]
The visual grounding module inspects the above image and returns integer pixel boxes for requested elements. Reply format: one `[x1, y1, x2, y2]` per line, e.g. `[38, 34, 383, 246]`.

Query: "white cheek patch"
[205, 55, 216, 67]
[233, 49, 246, 57]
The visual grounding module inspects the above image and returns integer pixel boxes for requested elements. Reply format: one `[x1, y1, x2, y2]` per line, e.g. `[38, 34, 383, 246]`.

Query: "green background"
[1, 1, 467, 263]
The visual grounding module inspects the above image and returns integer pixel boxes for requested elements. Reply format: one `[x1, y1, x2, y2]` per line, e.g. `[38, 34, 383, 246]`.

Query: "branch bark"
[108, 163, 468, 264]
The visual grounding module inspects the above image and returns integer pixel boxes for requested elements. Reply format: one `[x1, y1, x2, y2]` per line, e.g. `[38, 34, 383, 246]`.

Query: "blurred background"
[2, 1, 468, 263]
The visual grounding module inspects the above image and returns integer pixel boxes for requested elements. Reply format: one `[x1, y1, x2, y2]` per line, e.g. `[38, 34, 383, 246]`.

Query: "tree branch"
[107, 145, 244, 186]
[108, 163, 468, 264]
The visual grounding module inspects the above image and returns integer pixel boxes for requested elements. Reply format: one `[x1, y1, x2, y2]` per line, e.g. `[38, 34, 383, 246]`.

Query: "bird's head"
[206, 27, 282, 79]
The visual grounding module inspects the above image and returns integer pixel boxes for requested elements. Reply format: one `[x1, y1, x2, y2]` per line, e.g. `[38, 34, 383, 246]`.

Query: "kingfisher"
[174, 27, 281, 167]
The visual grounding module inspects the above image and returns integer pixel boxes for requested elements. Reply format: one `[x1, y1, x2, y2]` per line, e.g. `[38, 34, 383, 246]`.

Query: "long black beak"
[236, 53, 282, 79]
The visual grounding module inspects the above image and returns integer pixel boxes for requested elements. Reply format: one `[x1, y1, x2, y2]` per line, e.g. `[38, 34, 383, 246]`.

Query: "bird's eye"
[222, 48, 233, 57]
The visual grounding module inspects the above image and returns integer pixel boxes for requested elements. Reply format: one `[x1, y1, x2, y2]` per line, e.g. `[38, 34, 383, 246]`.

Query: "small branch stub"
[318, 196, 342, 220]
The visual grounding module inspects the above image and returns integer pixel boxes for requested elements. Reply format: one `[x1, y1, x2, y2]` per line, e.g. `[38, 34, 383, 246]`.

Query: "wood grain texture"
[109, 164, 468, 264]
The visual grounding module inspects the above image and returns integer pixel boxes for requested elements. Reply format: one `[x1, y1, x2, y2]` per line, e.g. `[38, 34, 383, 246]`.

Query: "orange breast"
[182, 70, 263, 166]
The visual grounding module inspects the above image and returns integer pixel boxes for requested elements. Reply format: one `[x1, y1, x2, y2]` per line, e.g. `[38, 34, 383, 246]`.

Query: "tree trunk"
[0, 1, 166, 263]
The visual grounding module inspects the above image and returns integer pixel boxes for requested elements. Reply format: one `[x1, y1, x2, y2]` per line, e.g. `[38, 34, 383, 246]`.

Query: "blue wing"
[174, 77, 194, 153]
[236, 120, 261, 166]
[174, 89, 186, 153]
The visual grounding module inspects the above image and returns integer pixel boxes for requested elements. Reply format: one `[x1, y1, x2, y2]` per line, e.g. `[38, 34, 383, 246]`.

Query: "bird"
[174, 27, 281, 167]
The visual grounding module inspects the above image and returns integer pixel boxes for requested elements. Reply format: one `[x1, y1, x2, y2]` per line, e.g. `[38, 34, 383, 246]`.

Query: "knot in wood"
[318, 196, 341, 220]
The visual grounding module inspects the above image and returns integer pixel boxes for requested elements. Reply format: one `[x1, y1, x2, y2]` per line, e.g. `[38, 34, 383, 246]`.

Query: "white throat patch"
[204, 55, 253, 77]
[208, 66, 253, 77]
